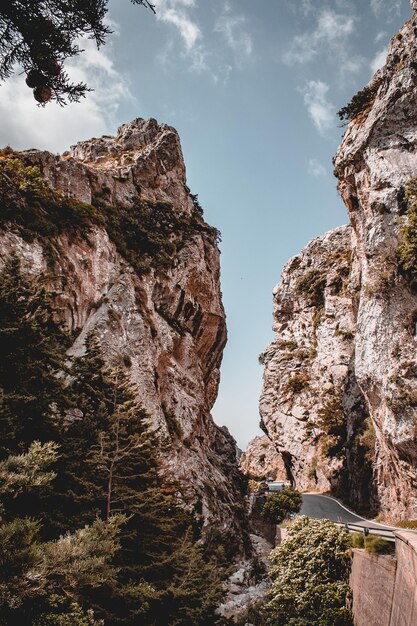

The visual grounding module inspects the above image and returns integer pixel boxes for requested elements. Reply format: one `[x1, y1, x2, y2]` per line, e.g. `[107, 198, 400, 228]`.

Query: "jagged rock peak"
[69, 117, 184, 176]
[23, 117, 193, 213]
[240, 435, 286, 481]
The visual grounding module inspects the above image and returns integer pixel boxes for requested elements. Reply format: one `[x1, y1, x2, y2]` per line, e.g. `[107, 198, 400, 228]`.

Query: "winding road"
[266, 484, 398, 539]
[300, 493, 397, 539]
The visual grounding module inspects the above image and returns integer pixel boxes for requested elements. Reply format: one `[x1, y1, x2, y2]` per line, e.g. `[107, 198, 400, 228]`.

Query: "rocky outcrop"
[0, 118, 246, 538]
[240, 435, 286, 481]
[256, 1, 417, 518]
[333, 3, 417, 517]
[258, 226, 374, 509]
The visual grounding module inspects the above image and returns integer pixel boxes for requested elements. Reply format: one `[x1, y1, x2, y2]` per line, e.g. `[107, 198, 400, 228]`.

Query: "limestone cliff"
[240, 435, 286, 481]
[0, 118, 246, 537]
[257, 226, 374, 510]
[254, 2, 417, 519]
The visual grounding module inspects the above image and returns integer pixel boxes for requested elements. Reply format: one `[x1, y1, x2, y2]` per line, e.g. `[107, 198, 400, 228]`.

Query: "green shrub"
[277, 339, 298, 351]
[395, 519, 417, 529]
[285, 373, 310, 394]
[365, 536, 395, 555]
[262, 488, 302, 525]
[398, 177, 417, 290]
[350, 532, 364, 548]
[266, 517, 353, 626]
[337, 79, 382, 123]
[295, 269, 327, 306]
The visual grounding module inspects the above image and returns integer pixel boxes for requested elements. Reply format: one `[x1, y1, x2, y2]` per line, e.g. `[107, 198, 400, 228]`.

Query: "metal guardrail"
[336, 521, 396, 542]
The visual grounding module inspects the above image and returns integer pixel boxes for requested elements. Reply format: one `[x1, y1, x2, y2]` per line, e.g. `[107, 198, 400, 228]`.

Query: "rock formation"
[0, 118, 246, 538]
[254, 2, 417, 519]
[240, 435, 286, 481]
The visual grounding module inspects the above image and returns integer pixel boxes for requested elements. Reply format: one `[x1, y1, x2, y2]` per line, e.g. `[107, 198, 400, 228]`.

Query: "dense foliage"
[0, 259, 226, 625]
[262, 489, 302, 525]
[265, 517, 353, 626]
[0, 152, 219, 275]
[0, 0, 154, 104]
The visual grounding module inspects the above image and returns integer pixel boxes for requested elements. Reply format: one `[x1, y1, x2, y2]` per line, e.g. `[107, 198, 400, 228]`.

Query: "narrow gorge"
[2, 1, 417, 625]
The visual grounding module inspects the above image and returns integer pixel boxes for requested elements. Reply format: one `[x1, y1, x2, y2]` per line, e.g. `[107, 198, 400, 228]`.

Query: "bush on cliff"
[261, 488, 302, 525]
[365, 536, 395, 555]
[265, 517, 353, 626]
[0, 153, 220, 276]
[398, 177, 417, 290]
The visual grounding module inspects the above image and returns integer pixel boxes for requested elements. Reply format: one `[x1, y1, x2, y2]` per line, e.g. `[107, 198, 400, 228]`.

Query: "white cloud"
[284, 10, 355, 64]
[375, 31, 387, 43]
[153, 0, 207, 71]
[0, 38, 134, 153]
[371, 0, 402, 18]
[308, 158, 327, 177]
[301, 0, 314, 16]
[299, 80, 335, 135]
[284, 9, 363, 75]
[370, 47, 388, 73]
[215, 4, 253, 62]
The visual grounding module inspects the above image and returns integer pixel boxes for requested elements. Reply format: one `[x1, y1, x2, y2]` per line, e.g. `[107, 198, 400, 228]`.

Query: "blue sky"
[0, 0, 411, 448]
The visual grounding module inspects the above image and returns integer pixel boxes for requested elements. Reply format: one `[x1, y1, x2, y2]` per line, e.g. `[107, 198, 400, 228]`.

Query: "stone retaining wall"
[351, 532, 417, 626]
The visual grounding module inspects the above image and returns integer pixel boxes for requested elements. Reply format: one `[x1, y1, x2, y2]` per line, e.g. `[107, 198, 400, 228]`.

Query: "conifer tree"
[0, 1, 155, 104]
[0, 256, 71, 458]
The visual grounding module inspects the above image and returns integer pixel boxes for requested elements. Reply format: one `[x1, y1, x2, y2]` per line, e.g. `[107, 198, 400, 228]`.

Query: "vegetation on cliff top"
[0, 152, 219, 275]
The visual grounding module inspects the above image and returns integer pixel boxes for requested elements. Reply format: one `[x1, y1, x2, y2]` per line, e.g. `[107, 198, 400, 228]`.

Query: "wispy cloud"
[370, 47, 388, 74]
[370, 0, 402, 19]
[284, 9, 363, 75]
[308, 158, 327, 177]
[375, 30, 388, 43]
[299, 80, 335, 135]
[154, 0, 200, 50]
[153, 0, 208, 71]
[0, 37, 134, 153]
[215, 3, 253, 64]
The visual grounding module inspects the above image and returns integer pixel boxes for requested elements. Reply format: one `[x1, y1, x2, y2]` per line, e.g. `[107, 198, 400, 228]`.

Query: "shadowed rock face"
[0, 118, 246, 539]
[253, 3, 417, 519]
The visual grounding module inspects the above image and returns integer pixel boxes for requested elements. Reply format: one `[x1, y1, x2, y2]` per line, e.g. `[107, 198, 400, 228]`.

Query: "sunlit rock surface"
[254, 4, 417, 519]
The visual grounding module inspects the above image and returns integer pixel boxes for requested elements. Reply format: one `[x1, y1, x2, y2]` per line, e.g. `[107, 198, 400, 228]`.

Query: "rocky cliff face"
[240, 435, 286, 481]
[0, 118, 246, 537]
[254, 2, 417, 519]
[257, 226, 374, 510]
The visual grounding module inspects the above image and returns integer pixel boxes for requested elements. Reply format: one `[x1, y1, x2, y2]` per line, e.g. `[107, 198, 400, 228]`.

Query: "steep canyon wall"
[246, 3, 417, 519]
[0, 118, 246, 537]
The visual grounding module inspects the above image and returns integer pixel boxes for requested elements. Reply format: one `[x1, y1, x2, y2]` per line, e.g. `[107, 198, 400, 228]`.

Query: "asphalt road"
[300, 494, 396, 533]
